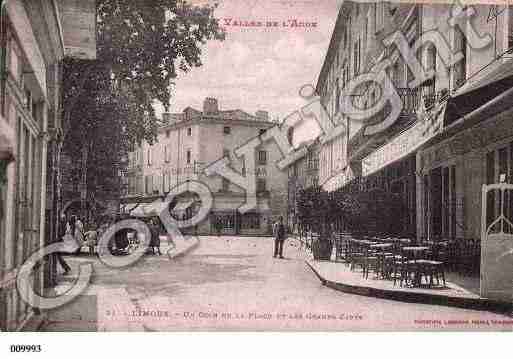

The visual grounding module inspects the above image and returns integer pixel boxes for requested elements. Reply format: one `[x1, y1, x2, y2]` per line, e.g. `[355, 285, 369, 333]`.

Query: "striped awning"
[130, 201, 169, 218]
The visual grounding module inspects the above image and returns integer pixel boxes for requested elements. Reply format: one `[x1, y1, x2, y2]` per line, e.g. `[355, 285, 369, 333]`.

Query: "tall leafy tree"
[60, 0, 225, 215]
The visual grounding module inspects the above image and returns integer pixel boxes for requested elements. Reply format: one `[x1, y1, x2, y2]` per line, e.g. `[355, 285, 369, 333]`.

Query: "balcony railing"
[422, 82, 436, 110]
[397, 87, 420, 114]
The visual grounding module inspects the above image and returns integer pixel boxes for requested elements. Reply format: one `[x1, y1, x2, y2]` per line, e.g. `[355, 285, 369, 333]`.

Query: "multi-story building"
[123, 97, 288, 235]
[0, 0, 96, 330]
[315, 1, 422, 235]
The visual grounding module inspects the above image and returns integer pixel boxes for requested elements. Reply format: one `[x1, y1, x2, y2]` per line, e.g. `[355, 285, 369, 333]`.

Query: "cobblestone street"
[41, 237, 512, 331]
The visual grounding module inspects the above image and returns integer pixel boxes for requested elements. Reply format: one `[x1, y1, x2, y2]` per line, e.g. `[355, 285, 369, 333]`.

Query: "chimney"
[203, 97, 219, 114]
[255, 110, 269, 121]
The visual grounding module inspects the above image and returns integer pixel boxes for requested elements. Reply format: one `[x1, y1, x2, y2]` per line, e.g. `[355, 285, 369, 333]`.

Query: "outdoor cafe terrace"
[298, 232, 482, 301]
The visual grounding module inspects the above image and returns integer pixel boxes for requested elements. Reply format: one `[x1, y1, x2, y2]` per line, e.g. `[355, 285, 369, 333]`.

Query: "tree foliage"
[296, 185, 407, 237]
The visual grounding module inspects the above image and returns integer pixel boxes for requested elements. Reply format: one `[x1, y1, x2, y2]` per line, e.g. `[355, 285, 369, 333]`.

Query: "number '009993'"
[9, 345, 42, 353]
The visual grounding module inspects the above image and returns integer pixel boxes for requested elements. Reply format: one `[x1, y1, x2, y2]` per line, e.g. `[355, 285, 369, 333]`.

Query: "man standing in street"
[273, 216, 286, 259]
[56, 213, 71, 275]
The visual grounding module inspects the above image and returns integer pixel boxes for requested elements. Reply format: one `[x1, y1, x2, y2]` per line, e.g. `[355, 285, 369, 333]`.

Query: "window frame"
[258, 150, 267, 165]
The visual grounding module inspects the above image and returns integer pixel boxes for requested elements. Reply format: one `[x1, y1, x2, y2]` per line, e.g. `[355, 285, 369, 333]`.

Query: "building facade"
[0, 0, 96, 331]
[123, 97, 288, 236]
[311, 1, 513, 237]
[286, 139, 319, 234]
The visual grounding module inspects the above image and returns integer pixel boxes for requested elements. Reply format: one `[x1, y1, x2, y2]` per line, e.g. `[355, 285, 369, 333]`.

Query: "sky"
[155, 0, 342, 123]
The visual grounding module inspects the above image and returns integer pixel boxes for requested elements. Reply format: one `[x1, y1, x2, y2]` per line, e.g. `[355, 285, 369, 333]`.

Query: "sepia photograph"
[0, 0, 512, 347]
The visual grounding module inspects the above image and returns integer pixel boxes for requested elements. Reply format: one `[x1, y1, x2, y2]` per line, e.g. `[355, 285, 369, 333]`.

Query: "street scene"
[1, 0, 513, 333]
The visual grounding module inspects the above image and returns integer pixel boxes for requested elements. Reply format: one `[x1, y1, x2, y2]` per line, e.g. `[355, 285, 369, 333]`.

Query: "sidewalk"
[287, 235, 511, 314]
[40, 236, 199, 331]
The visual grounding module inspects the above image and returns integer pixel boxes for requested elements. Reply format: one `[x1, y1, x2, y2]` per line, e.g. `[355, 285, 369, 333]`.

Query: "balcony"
[397, 87, 420, 114]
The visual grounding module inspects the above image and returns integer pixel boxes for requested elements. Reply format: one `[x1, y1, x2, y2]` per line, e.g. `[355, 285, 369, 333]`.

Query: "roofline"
[158, 117, 275, 133]
[315, 2, 352, 94]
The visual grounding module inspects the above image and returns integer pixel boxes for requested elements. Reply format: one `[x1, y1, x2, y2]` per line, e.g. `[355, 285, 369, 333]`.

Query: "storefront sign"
[363, 120, 428, 177]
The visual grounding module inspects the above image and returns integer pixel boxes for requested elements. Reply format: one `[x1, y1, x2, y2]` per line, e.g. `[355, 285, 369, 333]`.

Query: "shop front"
[361, 108, 444, 237]
[208, 195, 272, 236]
[418, 107, 513, 236]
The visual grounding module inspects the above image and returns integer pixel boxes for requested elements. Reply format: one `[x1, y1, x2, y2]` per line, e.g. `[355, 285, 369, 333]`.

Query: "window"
[145, 175, 153, 194]
[258, 150, 267, 165]
[353, 39, 361, 76]
[223, 126, 231, 135]
[257, 178, 267, 193]
[214, 213, 235, 230]
[486, 143, 513, 230]
[509, 5, 513, 50]
[241, 213, 261, 229]
[424, 45, 437, 107]
[222, 177, 230, 191]
[163, 172, 169, 192]
[166, 130, 170, 138]
[453, 27, 467, 90]
[365, 17, 369, 46]
[164, 145, 169, 162]
[375, 2, 385, 33]
[153, 174, 160, 194]
[8, 36, 20, 82]
[25, 89, 32, 112]
[187, 127, 192, 136]
[32, 101, 38, 122]
[335, 78, 340, 114]
[186, 149, 191, 164]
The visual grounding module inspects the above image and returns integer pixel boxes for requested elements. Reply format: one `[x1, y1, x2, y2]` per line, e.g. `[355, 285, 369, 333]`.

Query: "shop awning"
[211, 199, 271, 213]
[444, 58, 513, 128]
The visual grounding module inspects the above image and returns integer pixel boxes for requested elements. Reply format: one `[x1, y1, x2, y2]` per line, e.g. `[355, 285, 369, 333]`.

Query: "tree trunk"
[80, 143, 89, 219]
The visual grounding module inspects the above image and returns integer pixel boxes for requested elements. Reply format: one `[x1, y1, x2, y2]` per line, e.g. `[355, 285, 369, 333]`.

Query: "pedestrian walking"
[56, 213, 71, 275]
[273, 216, 286, 259]
[84, 224, 99, 256]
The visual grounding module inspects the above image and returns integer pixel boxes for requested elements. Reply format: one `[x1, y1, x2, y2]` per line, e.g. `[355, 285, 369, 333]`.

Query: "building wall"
[316, 1, 417, 192]
[418, 106, 513, 241]
[0, 0, 64, 331]
[125, 103, 288, 235]
[310, 1, 513, 240]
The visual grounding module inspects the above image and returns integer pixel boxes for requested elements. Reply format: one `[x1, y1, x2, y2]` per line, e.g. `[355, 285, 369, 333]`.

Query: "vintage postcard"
[0, 0, 513, 339]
